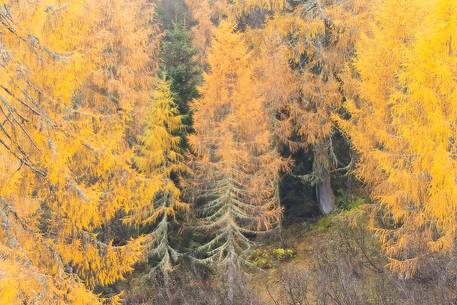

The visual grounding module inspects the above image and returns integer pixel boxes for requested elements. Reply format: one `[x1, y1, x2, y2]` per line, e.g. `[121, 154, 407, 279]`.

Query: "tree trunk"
[316, 173, 335, 214]
[163, 270, 173, 302]
[226, 255, 234, 305]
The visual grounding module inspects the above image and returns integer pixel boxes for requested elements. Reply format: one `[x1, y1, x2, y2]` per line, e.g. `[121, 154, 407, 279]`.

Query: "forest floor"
[249, 215, 329, 304]
[247, 193, 373, 305]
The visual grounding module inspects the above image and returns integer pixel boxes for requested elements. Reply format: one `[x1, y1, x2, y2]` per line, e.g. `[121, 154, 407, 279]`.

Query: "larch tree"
[189, 21, 284, 305]
[251, 0, 369, 214]
[0, 0, 160, 303]
[0, 1, 105, 304]
[184, 0, 214, 61]
[338, 0, 457, 278]
[127, 78, 189, 276]
[54, 0, 161, 289]
[185, 0, 287, 63]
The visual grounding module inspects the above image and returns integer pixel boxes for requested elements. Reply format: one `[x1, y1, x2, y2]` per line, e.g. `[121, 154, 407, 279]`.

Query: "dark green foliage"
[159, 23, 201, 116]
[156, 0, 202, 119]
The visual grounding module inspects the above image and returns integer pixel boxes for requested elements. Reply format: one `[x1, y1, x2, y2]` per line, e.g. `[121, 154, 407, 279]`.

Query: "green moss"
[250, 249, 273, 269]
[310, 192, 366, 233]
[272, 248, 296, 261]
[249, 247, 296, 269]
[311, 214, 336, 232]
[335, 189, 365, 211]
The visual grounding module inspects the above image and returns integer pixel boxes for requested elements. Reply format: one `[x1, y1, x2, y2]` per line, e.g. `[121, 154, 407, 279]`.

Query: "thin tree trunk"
[226, 254, 234, 305]
[163, 270, 173, 302]
[161, 213, 173, 302]
[317, 173, 335, 214]
[313, 140, 336, 215]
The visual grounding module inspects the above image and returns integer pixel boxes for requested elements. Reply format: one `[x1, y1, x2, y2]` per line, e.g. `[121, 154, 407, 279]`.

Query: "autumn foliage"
[339, 0, 457, 277]
[190, 20, 284, 261]
[0, 0, 456, 303]
[0, 0, 158, 303]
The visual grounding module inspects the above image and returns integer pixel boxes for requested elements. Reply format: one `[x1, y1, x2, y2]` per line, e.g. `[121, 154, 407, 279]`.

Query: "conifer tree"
[251, 0, 369, 214]
[47, 0, 159, 289]
[159, 21, 202, 118]
[185, 0, 286, 61]
[128, 78, 189, 275]
[189, 21, 283, 304]
[184, 0, 214, 60]
[155, 0, 202, 146]
[156, 0, 190, 31]
[0, 0, 160, 303]
[338, 0, 457, 278]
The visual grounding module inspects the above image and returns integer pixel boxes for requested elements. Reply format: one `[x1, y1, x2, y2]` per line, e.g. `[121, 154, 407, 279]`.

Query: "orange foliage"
[339, 0, 457, 277]
[190, 22, 284, 266]
[0, 0, 159, 303]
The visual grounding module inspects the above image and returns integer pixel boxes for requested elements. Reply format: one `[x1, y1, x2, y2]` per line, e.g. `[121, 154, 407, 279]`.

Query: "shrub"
[272, 248, 295, 261]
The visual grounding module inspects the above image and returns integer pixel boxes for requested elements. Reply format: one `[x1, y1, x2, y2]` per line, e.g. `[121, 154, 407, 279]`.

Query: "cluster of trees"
[0, 0, 161, 303]
[0, 0, 455, 304]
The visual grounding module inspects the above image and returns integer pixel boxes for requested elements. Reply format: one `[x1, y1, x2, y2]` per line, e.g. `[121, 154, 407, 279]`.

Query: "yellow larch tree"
[229, 0, 286, 19]
[0, 0, 93, 174]
[189, 21, 284, 305]
[184, 0, 214, 59]
[0, 0, 160, 303]
[48, 0, 160, 289]
[338, 0, 457, 278]
[0, 0, 112, 303]
[185, 0, 286, 62]
[127, 78, 189, 276]
[249, 0, 369, 214]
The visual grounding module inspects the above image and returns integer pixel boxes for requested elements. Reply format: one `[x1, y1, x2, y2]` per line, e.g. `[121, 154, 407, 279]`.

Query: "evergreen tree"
[128, 78, 189, 276]
[160, 22, 202, 117]
[157, 0, 202, 120]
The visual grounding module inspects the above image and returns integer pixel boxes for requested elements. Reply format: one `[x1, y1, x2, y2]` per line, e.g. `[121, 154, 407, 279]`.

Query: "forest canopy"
[0, 0, 455, 304]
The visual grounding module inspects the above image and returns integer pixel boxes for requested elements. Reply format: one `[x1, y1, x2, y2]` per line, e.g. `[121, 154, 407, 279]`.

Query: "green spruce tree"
[160, 22, 202, 116]
[157, 0, 202, 120]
